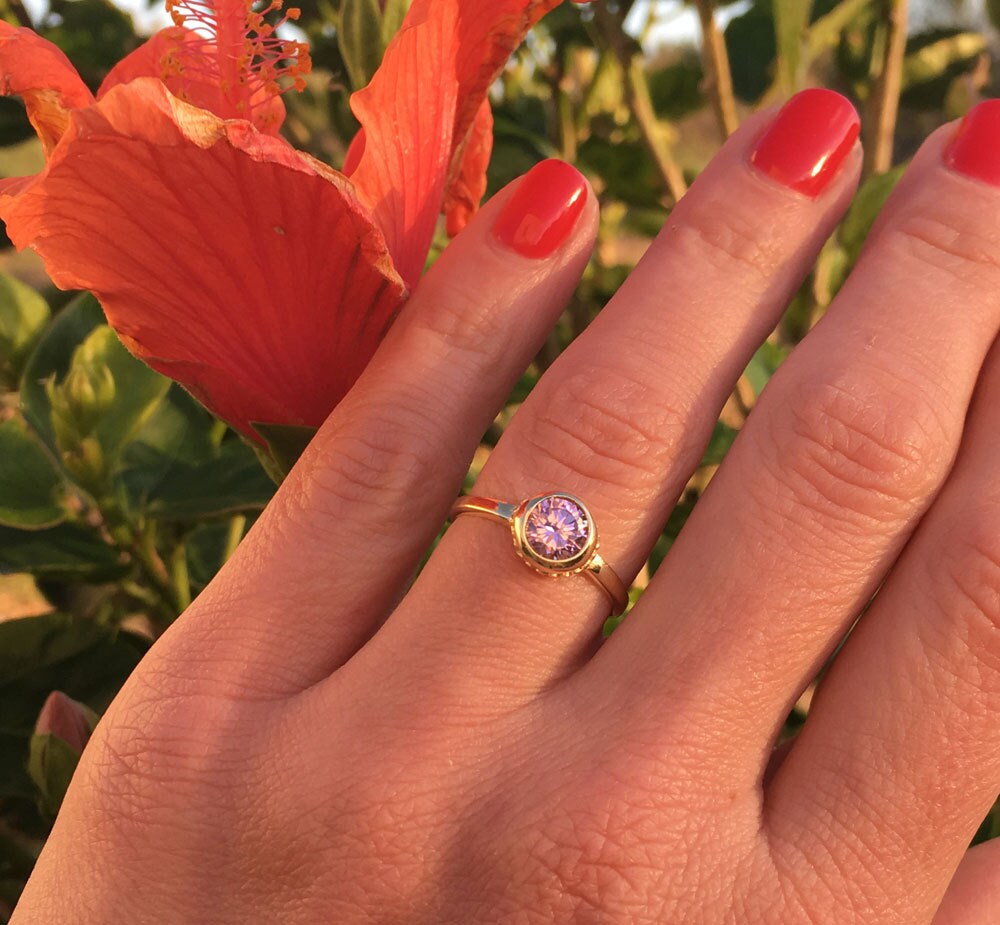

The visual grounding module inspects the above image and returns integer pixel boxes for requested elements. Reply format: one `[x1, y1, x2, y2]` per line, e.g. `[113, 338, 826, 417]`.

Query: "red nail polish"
[749, 89, 860, 197]
[493, 159, 588, 258]
[945, 100, 1000, 186]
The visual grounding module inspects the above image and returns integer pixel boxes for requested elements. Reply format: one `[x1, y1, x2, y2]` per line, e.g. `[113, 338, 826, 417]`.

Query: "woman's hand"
[13, 89, 1000, 924]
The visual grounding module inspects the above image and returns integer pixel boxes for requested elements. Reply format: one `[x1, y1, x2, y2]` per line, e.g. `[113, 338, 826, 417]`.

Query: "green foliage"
[901, 30, 988, 109]
[337, 0, 384, 90]
[838, 164, 906, 262]
[41, 0, 136, 88]
[253, 422, 319, 482]
[337, 0, 411, 90]
[774, 0, 813, 94]
[0, 273, 49, 388]
[0, 523, 126, 581]
[0, 419, 67, 529]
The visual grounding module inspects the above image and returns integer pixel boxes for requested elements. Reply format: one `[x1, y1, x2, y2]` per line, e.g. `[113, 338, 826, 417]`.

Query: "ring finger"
[375, 90, 863, 696]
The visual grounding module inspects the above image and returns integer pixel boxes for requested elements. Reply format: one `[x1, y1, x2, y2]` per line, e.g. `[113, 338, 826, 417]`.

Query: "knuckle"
[402, 281, 508, 371]
[82, 684, 249, 836]
[669, 202, 780, 283]
[516, 367, 686, 495]
[761, 372, 951, 528]
[882, 208, 1000, 295]
[295, 399, 462, 522]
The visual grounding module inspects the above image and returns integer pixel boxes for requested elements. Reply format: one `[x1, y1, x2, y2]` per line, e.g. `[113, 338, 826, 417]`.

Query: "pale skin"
[12, 109, 1000, 924]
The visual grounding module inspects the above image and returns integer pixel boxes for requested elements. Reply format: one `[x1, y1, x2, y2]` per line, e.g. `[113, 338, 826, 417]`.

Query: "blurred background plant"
[1, 0, 999, 917]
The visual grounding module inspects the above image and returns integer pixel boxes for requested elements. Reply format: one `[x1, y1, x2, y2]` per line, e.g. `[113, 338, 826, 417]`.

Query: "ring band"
[449, 492, 629, 616]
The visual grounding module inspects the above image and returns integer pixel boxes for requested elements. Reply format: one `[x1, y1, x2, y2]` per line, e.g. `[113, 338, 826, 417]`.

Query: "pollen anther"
[161, 0, 312, 123]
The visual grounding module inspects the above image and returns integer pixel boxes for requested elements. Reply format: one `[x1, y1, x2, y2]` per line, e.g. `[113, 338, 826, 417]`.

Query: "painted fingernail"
[945, 100, 1000, 186]
[749, 88, 861, 197]
[493, 159, 588, 258]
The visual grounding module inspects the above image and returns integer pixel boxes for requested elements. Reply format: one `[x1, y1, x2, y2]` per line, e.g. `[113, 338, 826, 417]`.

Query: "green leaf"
[27, 733, 81, 819]
[0, 523, 126, 581]
[252, 422, 318, 483]
[774, 0, 812, 94]
[648, 489, 700, 576]
[0, 419, 66, 529]
[123, 385, 219, 473]
[701, 421, 740, 468]
[117, 386, 272, 517]
[20, 292, 105, 452]
[647, 57, 705, 121]
[379, 0, 409, 44]
[578, 136, 664, 205]
[902, 32, 987, 93]
[0, 614, 147, 721]
[338, 0, 384, 89]
[725, 1, 778, 102]
[123, 439, 274, 520]
[744, 341, 790, 396]
[809, 0, 872, 62]
[0, 732, 33, 800]
[0, 274, 49, 388]
[185, 518, 250, 594]
[838, 163, 906, 266]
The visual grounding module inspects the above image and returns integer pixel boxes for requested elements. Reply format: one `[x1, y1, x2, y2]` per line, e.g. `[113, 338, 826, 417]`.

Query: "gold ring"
[448, 492, 629, 616]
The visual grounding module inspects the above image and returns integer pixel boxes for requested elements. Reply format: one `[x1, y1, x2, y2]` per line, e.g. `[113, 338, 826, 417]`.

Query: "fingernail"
[749, 88, 860, 197]
[945, 100, 1000, 186]
[493, 159, 588, 258]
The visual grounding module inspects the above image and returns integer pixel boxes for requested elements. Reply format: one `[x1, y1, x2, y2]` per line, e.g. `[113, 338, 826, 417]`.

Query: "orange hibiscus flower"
[0, 0, 560, 442]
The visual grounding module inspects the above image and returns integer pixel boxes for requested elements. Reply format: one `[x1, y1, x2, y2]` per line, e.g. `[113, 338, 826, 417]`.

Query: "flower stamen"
[161, 0, 311, 125]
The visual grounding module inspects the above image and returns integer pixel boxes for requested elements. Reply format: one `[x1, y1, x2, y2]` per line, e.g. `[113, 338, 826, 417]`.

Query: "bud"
[63, 362, 115, 434]
[33, 691, 97, 752]
[29, 692, 99, 818]
[44, 329, 118, 489]
[46, 340, 116, 448]
[60, 435, 105, 491]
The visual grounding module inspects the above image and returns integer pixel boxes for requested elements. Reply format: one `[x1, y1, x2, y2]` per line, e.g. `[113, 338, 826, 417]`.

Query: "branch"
[694, 0, 739, 139]
[591, 4, 687, 203]
[863, 0, 908, 177]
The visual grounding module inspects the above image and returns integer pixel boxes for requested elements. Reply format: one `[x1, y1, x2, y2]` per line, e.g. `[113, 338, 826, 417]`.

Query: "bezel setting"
[511, 492, 598, 575]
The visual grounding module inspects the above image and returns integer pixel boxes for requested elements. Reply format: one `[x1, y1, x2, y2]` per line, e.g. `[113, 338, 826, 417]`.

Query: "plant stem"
[222, 514, 247, 563]
[591, 4, 687, 203]
[130, 520, 179, 627]
[548, 47, 577, 161]
[694, 0, 739, 139]
[170, 542, 192, 613]
[863, 0, 908, 177]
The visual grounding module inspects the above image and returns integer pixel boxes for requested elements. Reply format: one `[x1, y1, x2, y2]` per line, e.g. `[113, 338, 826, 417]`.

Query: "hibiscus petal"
[0, 22, 93, 156]
[443, 98, 493, 238]
[0, 78, 405, 441]
[349, 0, 562, 288]
[98, 27, 286, 135]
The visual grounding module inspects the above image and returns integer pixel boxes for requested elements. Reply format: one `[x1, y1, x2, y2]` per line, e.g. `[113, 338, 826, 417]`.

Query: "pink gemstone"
[524, 495, 591, 563]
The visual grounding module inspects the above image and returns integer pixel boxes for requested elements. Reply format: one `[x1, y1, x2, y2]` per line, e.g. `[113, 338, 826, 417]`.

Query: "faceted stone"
[523, 495, 590, 563]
